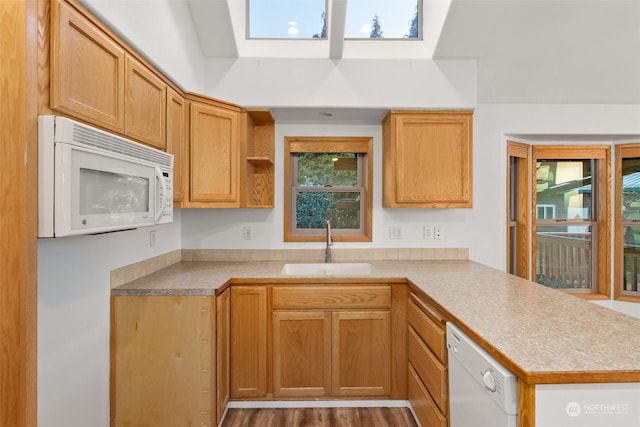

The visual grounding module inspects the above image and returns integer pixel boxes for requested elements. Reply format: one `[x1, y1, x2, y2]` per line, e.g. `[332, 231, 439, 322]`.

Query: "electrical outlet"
[243, 226, 253, 240]
[423, 226, 434, 240]
[149, 230, 156, 247]
[389, 226, 403, 239]
[434, 226, 443, 240]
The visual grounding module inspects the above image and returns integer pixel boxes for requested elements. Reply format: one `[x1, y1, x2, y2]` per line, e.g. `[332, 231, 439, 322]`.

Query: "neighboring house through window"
[507, 143, 611, 298]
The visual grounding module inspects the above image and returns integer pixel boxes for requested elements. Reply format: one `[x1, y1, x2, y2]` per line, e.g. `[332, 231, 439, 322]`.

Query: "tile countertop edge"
[111, 260, 640, 385]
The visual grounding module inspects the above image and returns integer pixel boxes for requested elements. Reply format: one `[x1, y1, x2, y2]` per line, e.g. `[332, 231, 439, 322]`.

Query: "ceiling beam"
[329, 0, 347, 59]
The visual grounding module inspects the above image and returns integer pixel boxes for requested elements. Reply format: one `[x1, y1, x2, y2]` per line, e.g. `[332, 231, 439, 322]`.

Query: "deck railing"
[536, 232, 592, 289]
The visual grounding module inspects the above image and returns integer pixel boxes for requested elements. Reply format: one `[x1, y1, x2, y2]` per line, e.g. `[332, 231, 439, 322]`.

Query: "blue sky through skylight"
[248, 0, 419, 39]
[345, 0, 418, 38]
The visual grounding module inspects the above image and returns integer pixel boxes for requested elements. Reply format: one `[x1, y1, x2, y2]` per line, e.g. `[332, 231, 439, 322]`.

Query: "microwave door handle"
[155, 167, 167, 223]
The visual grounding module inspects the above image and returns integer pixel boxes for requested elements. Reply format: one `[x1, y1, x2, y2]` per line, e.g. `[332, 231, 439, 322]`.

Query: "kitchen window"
[532, 146, 610, 297]
[615, 143, 640, 302]
[284, 136, 372, 242]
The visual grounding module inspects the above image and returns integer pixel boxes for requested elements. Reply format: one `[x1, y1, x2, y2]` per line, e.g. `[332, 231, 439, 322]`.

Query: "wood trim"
[533, 145, 610, 160]
[614, 143, 640, 302]
[216, 289, 230, 425]
[390, 284, 408, 399]
[1, 1, 38, 425]
[507, 141, 531, 279]
[531, 145, 611, 297]
[518, 380, 535, 427]
[284, 136, 373, 242]
[286, 137, 372, 153]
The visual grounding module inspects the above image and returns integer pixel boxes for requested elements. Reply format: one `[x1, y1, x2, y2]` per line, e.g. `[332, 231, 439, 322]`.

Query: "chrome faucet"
[325, 219, 333, 263]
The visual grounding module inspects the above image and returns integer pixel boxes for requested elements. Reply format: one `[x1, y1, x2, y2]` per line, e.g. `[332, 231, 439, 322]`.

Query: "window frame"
[615, 143, 640, 302]
[506, 141, 531, 279]
[284, 136, 373, 243]
[532, 145, 611, 298]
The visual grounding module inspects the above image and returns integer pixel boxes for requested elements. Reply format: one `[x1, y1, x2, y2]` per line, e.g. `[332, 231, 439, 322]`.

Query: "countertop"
[112, 259, 640, 385]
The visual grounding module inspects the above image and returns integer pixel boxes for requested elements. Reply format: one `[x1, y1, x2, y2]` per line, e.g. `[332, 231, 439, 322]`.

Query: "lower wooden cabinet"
[273, 310, 332, 397]
[216, 288, 230, 425]
[408, 364, 447, 427]
[407, 293, 449, 426]
[271, 286, 392, 399]
[110, 295, 216, 427]
[110, 284, 417, 426]
[332, 310, 391, 397]
[230, 286, 267, 398]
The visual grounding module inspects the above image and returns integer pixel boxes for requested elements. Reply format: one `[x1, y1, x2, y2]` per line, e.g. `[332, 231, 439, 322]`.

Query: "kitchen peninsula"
[111, 257, 640, 427]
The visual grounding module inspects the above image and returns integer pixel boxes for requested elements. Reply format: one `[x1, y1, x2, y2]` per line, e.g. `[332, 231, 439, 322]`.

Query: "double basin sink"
[280, 263, 373, 276]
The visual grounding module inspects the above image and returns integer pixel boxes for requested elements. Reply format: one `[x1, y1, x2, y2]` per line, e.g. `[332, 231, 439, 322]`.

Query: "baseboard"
[226, 400, 411, 409]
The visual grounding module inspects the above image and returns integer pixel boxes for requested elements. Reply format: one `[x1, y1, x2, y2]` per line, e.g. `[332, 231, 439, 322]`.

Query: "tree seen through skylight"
[248, 0, 419, 39]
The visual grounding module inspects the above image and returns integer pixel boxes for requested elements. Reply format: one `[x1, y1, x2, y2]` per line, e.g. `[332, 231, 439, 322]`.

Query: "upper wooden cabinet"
[382, 110, 473, 208]
[51, 0, 125, 133]
[125, 55, 166, 149]
[50, 0, 170, 150]
[49, 1, 276, 209]
[186, 95, 242, 207]
[166, 88, 186, 202]
[183, 96, 276, 209]
[241, 109, 275, 208]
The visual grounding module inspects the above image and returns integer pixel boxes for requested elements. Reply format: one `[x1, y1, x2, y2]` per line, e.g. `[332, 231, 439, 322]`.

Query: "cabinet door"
[111, 296, 214, 427]
[51, 0, 125, 132]
[272, 311, 332, 398]
[383, 110, 473, 208]
[331, 311, 391, 397]
[408, 364, 447, 427]
[125, 55, 166, 149]
[216, 289, 230, 425]
[167, 87, 185, 202]
[230, 286, 267, 398]
[189, 101, 240, 206]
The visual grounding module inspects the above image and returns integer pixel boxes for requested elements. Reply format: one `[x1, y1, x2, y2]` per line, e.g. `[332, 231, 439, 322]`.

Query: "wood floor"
[221, 407, 418, 427]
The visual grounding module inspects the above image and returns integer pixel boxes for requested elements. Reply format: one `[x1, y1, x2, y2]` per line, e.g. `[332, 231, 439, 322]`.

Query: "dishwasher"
[447, 323, 518, 427]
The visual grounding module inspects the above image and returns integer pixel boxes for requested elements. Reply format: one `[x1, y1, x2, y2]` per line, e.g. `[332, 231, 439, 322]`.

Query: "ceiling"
[186, 0, 640, 106]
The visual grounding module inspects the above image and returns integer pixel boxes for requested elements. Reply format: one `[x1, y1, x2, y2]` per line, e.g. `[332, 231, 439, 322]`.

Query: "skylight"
[247, 0, 419, 40]
[345, 0, 419, 39]
[248, 0, 327, 39]
[189, 0, 450, 59]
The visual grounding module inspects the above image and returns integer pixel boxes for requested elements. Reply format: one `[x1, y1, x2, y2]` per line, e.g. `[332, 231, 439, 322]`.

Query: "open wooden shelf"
[243, 109, 275, 208]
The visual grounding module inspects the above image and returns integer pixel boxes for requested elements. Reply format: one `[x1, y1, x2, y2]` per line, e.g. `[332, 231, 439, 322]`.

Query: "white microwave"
[38, 116, 173, 237]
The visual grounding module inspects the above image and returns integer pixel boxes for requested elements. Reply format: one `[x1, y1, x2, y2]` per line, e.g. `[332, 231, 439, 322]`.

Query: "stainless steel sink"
[280, 262, 373, 276]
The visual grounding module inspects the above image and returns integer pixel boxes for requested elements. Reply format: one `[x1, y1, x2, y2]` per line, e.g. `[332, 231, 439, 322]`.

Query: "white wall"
[182, 122, 473, 251]
[37, 213, 181, 427]
[79, 0, 206, 92]
[202, 58, 477, 109]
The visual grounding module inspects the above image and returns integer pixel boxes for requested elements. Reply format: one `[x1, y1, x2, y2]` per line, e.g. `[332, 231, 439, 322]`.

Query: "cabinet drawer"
[408, 327, 448, 414]
[407, 296, 446, 363]
[408, 364, 447, 427]
[272, 286, 391, 309]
